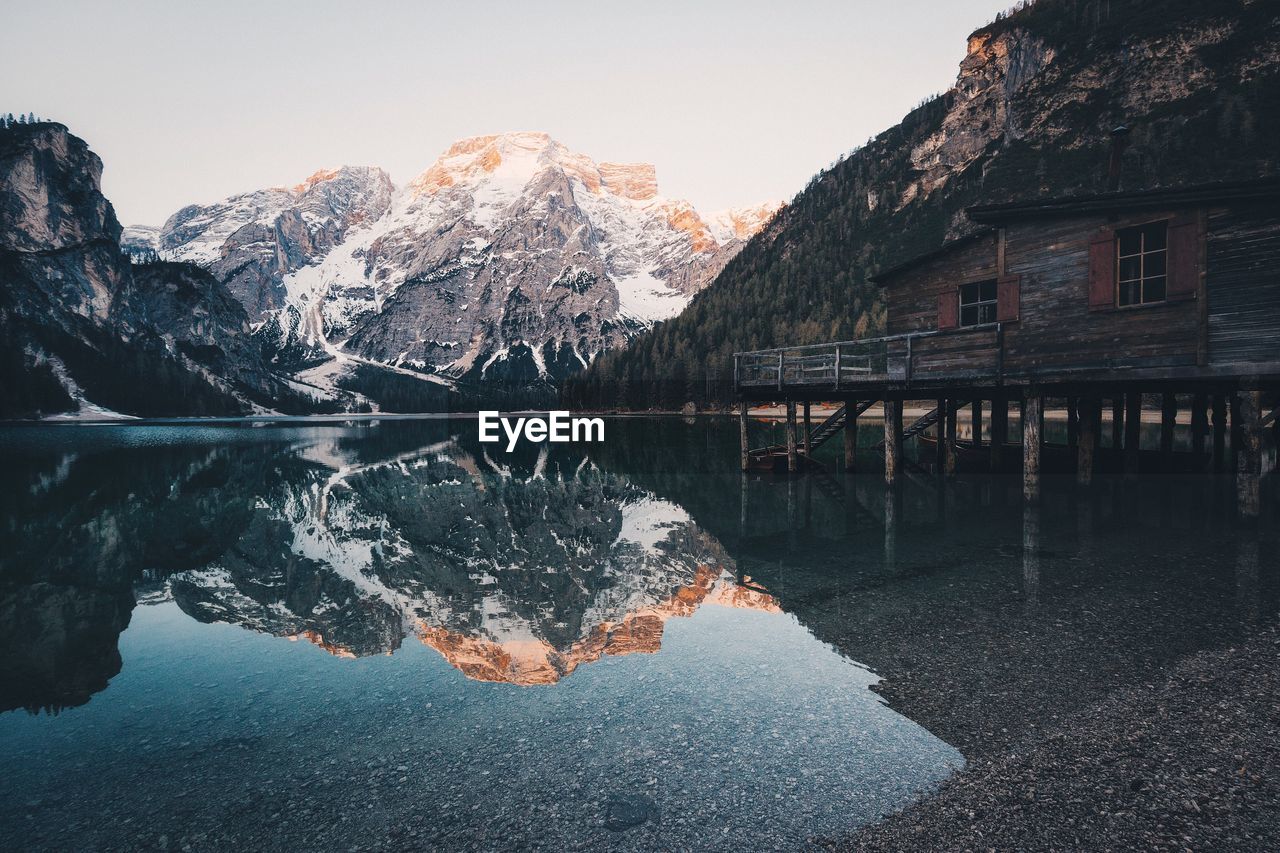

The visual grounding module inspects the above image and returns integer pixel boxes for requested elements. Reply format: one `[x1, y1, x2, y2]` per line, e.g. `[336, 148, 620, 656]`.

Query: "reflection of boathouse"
[734, 178, 1280, 515]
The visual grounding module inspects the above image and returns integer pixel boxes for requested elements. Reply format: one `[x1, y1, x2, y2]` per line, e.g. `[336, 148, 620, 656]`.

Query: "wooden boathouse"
[733, 178, 1280, 516]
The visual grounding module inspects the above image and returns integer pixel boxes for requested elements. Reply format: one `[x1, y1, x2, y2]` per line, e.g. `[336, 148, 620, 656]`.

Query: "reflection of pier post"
[844, 400, 858, 473]
[1236, 389, 1262, 520]
[884, 487, 899, 572]
[1023, 502, 1041, 610]
[787, 476, 798, 552]
[739, 471, 749, 539]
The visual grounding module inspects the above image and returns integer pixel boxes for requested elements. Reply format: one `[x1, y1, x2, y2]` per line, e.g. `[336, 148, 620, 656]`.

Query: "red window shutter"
[937, 292, 958, 330]
[1088, 229, 1116, 310]
[996, 274, 1021, 322]
[1166, 214, 1201, 301]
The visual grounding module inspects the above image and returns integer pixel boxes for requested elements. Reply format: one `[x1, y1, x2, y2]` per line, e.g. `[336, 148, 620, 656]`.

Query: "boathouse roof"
[867, 229, 993, 286]
[966, 177, 1280, 224]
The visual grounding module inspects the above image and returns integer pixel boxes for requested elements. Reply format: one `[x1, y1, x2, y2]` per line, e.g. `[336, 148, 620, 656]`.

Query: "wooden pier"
[733, 180, 1280, 518]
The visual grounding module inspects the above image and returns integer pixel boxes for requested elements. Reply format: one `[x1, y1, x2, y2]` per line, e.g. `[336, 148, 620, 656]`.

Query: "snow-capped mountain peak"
[131, 133, 782, 385]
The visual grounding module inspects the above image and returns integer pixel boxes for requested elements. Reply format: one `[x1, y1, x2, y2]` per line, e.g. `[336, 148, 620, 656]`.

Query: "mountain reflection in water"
[0, 421, 785, 706]
[0, 418, 973, 851]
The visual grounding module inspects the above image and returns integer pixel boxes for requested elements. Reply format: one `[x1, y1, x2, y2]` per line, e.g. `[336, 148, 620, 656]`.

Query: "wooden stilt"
[1124, 391, 1142, 477]
[934, 397, 947, 474]
[1212, 393, 1228, 473]
[1077, 396, 1099, 486]
[884, 398, 902, 485]
[1237, 389, 1262, 519]
[1067, 397, 1079, 449]
[1111, 396, 1125, 449]
[1231, 394, 1244, 473]
[843, 401, 858, 473]
[973, 399, 984, 447]
[991, 393, 1008, 472]
[1023, 392, 1043, 502]
[1161, 392, 1177, 471]
[945, 398, 958, 477]
[785, 401, 798, 473]
[802, 401, 812, 457]
[1191, 392, 1208, 460]
[739, 403, 750, 472]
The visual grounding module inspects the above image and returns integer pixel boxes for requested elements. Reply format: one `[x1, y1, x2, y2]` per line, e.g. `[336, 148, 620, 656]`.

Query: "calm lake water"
[1, 416, 1274, 851]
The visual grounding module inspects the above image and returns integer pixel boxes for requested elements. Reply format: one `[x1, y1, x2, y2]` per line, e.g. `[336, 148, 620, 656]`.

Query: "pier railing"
[733, 325, 1004, 392]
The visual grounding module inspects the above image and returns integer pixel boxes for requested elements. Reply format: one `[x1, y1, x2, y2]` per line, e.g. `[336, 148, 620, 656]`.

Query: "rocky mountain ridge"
[128, 131, 781, 387]
[0, 122, 320, 418]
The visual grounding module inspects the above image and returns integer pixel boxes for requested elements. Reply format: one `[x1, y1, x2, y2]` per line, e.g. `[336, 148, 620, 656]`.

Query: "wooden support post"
[1231, 394, 1244, 473]
[1067, 397, 1079, 449]
[1111, 397, 1125, 450]
[843, 402, 858, 473]
[1077, 396, 1099, 487]
[739, 403, 750, 472]
[1161, 392, 1177, 471]
[785, 401, 798, 473]
[973, 399, 984, 447]
[934, 397, 947, 474]
[802, 401, 812, 457]
[1124, 391, 1142, 477]
[884, 398, 902, 486]
[1023, 392, 1043, 502]
[1237, 389, 1262, 520]
[945, 398, 958, 477]
[990, 393, 1008, 472]
[1191, 392, 1208, 460]
[1212, 393, 1228, 473]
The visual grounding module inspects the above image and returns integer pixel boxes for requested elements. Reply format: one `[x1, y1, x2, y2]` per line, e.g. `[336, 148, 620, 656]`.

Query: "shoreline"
[842, 626, 1280, 850]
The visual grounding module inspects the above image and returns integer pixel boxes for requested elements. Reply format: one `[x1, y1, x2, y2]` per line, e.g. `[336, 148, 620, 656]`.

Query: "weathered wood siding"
[1002, 209, 1201, 375]
[885, 233, 998, 337]
[1206, 201, 1280, 367]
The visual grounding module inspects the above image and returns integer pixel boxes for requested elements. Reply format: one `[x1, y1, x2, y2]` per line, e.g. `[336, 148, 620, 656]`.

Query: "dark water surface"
[0, 416, 1274, 851]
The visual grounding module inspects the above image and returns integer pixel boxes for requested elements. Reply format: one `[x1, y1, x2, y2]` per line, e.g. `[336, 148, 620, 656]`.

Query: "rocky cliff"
[567, 0, 1280, 409]
[132, 132, 781, 386]
[0, 122, 319, 417]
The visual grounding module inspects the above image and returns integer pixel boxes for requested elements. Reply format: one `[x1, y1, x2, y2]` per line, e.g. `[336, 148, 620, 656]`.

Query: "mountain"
[0, 122, 329, 419]
[564, 0, 1280, 410]
[131, 132, 781, 388]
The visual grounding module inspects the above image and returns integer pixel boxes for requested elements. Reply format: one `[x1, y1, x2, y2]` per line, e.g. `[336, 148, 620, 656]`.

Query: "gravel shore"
[842, 626, 1280, 850]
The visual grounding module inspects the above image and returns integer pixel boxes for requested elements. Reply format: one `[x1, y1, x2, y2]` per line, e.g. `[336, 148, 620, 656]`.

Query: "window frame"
[957, 278, 999, 329]
[1114, 219, 1169, 309]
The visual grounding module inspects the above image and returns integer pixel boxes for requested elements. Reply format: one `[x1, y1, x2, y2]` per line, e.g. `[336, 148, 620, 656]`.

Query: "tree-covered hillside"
[563, 0, 1280, 410]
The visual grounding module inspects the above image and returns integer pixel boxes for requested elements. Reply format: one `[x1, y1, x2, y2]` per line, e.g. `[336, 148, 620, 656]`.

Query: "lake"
[0, 416, 1273, 851]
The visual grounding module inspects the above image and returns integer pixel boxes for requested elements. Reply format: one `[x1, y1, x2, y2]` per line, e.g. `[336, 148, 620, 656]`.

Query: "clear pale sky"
[4, 0, 1015, 226]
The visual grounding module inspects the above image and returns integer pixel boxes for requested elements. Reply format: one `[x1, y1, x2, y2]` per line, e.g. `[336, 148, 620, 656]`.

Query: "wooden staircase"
[747, 400, 877, 467]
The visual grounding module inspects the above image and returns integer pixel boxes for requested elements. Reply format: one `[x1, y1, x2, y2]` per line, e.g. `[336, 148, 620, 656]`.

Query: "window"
[959, 280, 997, 327]
[1116, 221, 1167, 306]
